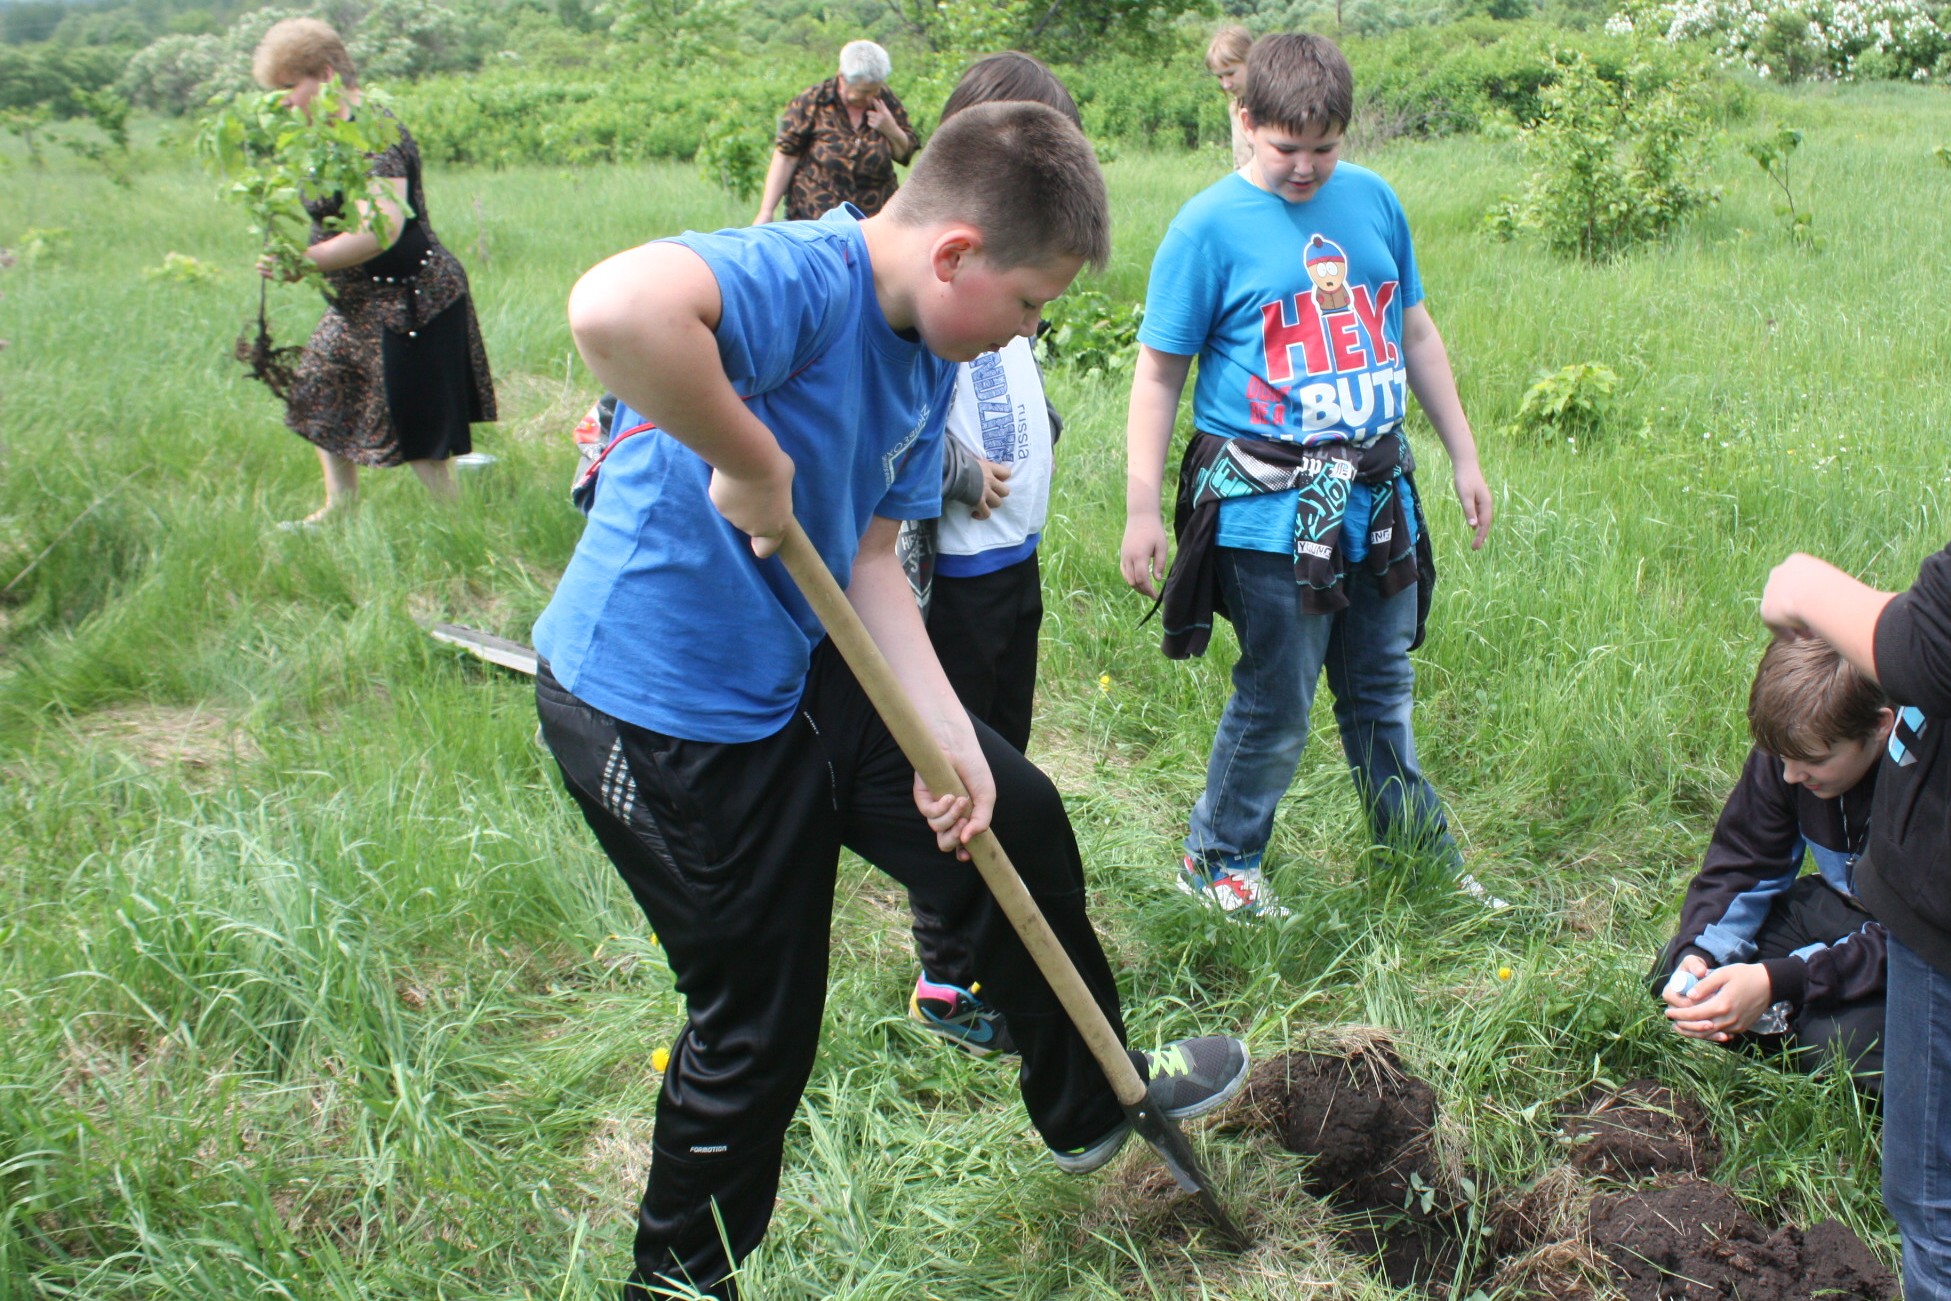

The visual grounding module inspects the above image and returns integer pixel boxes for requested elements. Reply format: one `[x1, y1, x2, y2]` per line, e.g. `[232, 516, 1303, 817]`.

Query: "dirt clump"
[1588, 1178, 1896, 1300]
[1238, 1047, 1483, 1291]
[1563, 1078, 1720, 1178]
[1245, 1047, 1441, 1207]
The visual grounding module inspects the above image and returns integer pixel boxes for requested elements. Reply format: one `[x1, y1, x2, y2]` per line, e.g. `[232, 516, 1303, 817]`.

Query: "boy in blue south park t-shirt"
[531, 103, 1250, 1301]
[1121, 33, 1495, 918]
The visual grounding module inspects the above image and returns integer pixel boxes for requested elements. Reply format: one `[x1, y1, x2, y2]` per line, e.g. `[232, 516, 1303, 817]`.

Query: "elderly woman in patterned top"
[252, 18, 495, 527]
[753, 40, 918, 225]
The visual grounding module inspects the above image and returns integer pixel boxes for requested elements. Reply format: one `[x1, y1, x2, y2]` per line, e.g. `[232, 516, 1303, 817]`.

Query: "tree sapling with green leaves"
[197, 77, 402, 397]
[1748, 126, 1818, 250]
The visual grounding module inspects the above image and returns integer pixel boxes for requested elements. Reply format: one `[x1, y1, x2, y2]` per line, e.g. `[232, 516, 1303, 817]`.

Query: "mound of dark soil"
[1241, 1047, 1473, 1289]
[1588, 1179, 1896, 1300]
[1246, 1047, 1441, 1208]
[1563, 1079, 1720, 1179]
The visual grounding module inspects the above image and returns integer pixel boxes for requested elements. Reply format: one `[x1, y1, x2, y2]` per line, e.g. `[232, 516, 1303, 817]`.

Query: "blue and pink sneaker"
[909, 973, 1016, 1058]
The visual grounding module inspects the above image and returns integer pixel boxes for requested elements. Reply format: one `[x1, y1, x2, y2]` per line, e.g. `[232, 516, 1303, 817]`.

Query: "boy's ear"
[1874, 706, 1898, 741]
[929, 225, 984, 283]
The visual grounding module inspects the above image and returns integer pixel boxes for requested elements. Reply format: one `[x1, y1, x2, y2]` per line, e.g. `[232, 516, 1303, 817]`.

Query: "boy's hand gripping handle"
[775, 519, 1248, 1249]
[774, 519, 1145, 1107]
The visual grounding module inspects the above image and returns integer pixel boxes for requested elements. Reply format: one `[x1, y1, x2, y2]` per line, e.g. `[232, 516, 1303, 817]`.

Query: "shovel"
[775, 517, 1249, 1250]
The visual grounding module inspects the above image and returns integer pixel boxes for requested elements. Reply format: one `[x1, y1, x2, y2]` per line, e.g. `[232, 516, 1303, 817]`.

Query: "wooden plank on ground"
[431, 624, 539, 677]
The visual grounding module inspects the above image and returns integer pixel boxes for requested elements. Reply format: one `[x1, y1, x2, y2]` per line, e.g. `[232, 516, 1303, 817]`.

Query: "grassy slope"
[2, 80, 1947, 1298]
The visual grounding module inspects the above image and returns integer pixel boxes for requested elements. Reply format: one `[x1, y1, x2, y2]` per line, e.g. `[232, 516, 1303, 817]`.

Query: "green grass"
[5, 78, 1949, 1297]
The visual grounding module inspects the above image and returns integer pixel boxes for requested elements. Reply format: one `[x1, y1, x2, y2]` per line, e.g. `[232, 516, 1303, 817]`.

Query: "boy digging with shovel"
[532, 101, 1249, 1301]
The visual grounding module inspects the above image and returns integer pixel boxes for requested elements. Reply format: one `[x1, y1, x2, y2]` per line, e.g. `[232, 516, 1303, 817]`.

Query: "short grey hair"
[838, 39, 892, 84]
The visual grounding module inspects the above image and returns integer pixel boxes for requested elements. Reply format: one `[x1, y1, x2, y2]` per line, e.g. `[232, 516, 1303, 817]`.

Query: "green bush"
[1064, 49, 1230, 151]
[391, 57, 830, 165]
[118, 32, 223, 115]
[696, 110, 771, 203]
[1345, 19, 1743, 136]
[362, 21, 1751, 168]
[1485, 50, 1716, 259]
[1505, 361, 1627, 445]
[0, 43, 125, 113]
[1035, 289, 1143, 377]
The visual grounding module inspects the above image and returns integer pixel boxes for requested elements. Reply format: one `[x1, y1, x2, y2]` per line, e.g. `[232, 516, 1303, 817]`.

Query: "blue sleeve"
[1384, 182, 1424, 310]
[670, 226, 842, 398]
[876, 366, 953, 520]
[1137, 221, 1220, 358]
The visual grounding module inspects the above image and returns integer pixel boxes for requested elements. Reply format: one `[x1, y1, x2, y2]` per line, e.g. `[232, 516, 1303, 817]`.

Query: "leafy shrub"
[58, 87, 133, 186]
[349, 0, 481, 81]
[1345, 18, 1743, 137]
[392, 56, 830, 165]
[1505, 362, 1625, 445]
[1035, 290, 1142, 377]
[1485, 51, 1715, 259]
[13, 226, 72, 267]
[119, 33, 224, 115]
[1608, 0, 1951, 79]
[2, 106, 51, 168]
[0, 43, 125, 113]
[696, 112, 771, 203]
[144, 251, 222, 284]
[1061, 50, 1229, 151]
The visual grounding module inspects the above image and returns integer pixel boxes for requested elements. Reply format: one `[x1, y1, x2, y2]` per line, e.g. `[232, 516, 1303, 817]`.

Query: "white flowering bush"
[1607, 0, 1950, 80]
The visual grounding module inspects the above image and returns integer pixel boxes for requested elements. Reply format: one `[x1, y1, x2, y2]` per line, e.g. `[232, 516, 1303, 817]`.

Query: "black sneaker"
[1049, 1035, 1250, 1174]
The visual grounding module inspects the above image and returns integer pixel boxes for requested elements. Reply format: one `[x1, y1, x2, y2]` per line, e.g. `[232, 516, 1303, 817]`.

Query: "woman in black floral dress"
[253, 18, 496, 525]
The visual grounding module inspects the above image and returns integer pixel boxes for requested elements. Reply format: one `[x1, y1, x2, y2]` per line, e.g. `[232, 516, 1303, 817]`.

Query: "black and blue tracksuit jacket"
[1668, 748, 1884, 1012]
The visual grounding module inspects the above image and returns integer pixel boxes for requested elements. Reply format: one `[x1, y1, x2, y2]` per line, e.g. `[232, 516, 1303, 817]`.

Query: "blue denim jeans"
[1884, 934, 1951, 1298]
[1186, 546, 1459, 874]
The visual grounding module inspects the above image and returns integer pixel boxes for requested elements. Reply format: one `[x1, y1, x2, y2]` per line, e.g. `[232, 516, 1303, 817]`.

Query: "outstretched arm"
[568, 241, 795, 556]
[1401, 303, 1491, 550]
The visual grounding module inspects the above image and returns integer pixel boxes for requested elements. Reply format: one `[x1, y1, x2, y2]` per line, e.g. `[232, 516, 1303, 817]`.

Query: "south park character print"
[1304, 234, 1350, 311]
[1248, 231, 1405, 446]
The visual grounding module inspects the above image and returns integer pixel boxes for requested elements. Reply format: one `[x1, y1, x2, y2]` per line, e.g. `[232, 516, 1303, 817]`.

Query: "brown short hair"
[1206, 25, 1253, 72]
[1748, 635, 1890, 760]
[252, 17, 358, 89]
[939, 52, 1081, 130]
[1238, 32, 1353, 136]
[889, 100, 1109, 272]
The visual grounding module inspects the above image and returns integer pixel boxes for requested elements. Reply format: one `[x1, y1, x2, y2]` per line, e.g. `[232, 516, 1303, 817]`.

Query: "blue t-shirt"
[1138, 164, 1425, 555]
[533, 209, 954, 742]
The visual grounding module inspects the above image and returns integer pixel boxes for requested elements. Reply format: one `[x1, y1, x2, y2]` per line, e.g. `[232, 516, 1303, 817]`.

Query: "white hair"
[838, 39, 891, 84]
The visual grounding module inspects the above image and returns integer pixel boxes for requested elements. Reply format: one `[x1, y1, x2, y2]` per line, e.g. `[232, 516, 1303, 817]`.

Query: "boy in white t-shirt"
[898, 52, 1077, 1057]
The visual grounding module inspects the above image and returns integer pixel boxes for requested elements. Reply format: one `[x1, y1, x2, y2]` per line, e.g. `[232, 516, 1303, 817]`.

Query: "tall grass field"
[4, 79, 1949, 1298]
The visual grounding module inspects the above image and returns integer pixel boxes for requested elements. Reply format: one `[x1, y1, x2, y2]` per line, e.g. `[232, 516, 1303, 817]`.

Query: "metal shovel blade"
[1125, 1097, 1252, 1250]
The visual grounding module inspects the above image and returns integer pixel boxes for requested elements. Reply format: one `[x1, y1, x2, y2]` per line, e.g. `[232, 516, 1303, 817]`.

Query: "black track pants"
[535, 641, 1126, 1301]
[910, 553, 1044, 986]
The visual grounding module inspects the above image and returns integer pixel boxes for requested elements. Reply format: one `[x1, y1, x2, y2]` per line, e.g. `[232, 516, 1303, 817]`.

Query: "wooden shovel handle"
[776, 519, 1147, 1108]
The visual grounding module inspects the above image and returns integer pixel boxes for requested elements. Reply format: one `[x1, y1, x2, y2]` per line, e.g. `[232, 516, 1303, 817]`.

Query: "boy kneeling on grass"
[531, 102, 1248, 1301]
[1652, 636, 1891, 1094]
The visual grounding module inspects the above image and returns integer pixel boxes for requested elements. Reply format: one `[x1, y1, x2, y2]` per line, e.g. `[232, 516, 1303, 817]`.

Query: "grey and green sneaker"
[1136, 1035, 1251, 1120]
[1048, 1035, 1250, 1174]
